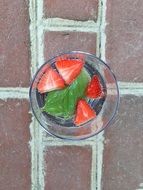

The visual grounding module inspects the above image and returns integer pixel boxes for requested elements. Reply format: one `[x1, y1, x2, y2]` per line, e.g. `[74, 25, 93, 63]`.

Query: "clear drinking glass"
[29, 51, 119, 140]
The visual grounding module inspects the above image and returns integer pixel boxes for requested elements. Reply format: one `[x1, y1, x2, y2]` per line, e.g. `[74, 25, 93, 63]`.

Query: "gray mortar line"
[96, 0, 107, 190]
[29, 0, 38, 76]
[29, 119, 39, 189]
[41, 18, 99, 33]
[36, 0, 46, 189]
[29, 0, 41, 189]
[42, 139, 97, 146]
[91, 144, 97, 190]
[0, 87, 29, 99]
[96, 132, 105, 190]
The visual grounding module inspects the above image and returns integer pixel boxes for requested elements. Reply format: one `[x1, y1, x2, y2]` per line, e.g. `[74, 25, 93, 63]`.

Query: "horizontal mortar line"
[139, 183, 143, 186]
[39, 18, 99, 33]
[0, 87, 29, 99]
[42, 140, 96, 146]
[118, 82, 143, 88]
[119, 89, 143, 96]
[118, 82, 143, 95]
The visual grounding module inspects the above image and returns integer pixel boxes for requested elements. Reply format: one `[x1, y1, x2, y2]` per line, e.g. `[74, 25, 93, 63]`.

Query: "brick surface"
[106, 0, 143, 82]
[0, 0, 30, 87]
[44, 31, 96, 60]
[102, 96, 143, 190]
[44, 0, 98, 21]
[0, 99, 31, 190]
[44, 146, 92, 190]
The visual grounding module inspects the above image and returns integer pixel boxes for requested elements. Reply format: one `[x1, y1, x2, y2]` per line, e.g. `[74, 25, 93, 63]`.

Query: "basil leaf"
[42, 69, 90, 118]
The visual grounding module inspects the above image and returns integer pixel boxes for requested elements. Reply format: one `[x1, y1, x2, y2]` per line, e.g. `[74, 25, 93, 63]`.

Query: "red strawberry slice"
[55, 59, 83, 84]
[74, 99, 96, 126]
[86, 75, 103, 98]
[37, 67, 65, 93]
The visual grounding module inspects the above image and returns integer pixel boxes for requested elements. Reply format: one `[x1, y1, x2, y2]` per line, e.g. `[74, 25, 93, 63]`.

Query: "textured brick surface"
[0, 0, 30, 87]
[0, 99, 31, 190]
[44, 31, 96, 60]
[106, 0, 143, 82]
[44, 0, 98, 21]
[44, 146, 92, 190]
[102, 96, 143, 190]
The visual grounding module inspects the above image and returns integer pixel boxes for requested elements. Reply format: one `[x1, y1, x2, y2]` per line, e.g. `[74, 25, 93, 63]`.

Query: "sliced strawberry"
[55, 59, 83, 84]
[37, 67, 65, 93]
[86, 75, 103, 98]
[74, 99, 96, 126]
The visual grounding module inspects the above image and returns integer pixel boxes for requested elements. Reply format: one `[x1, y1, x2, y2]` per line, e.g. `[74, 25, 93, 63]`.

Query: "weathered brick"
[106, 0, 143, 82]
[0, 0, 30, 87]
[44, 0, 98, 21]
[44, 146, 92, 190]
[44, 31, 96, 61]
[102, 96, 143, 190]
[0, 99, 31, 189]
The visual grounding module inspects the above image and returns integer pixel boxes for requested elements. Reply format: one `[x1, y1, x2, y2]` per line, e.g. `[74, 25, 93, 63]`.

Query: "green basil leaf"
[42, 69, 90, 118]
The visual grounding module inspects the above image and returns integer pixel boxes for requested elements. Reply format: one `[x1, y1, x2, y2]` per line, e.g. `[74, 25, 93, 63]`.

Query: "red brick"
[102, 96, 143, 190]
[44, 146, 92, 190]
[0, 0, 30, 87]
[106, 0, 143, 82]
[0, 99, 31, 189]
[44, 31, 96, 60]
[44, 0, 98, 21]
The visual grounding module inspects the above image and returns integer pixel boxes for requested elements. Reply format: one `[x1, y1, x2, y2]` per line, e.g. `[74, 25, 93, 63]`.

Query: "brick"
[44, 0, 98, 21]
[106, 0, 143, 82]
[0, 0, 30, 87]
[44, 31, 96, 61]
[44, 146, 92, 190]
[0, 99, 31, 189]
[102, 96, 143, 190]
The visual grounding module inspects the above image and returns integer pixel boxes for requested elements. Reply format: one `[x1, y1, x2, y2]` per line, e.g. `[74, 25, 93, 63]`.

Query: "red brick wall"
[0, 0, 143, 190]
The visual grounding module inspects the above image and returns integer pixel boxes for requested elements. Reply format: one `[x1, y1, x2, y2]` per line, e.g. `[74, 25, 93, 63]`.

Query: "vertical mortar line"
[37, 127, 45, 190]
[96, 132, 105, 190]
[96, 0, 107, 190]
[36, 0, 45, 189]
[91, 144, 97, 190]
[96, 32, 100, 58]
[37, 0, 45, 68]
[37, 26, 45, 68]
[29, 119, 39, 190]
[99, 0, 107, 62]
[29, 0, 41, 189]
[90, 0, 103, 189]
[93, 0, 103, 189]
[29, 0, 38, 76]
[96, 0, 102, 58]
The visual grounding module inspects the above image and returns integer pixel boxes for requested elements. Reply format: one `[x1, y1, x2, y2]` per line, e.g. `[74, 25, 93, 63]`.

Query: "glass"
[29, 51, 119, 140]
